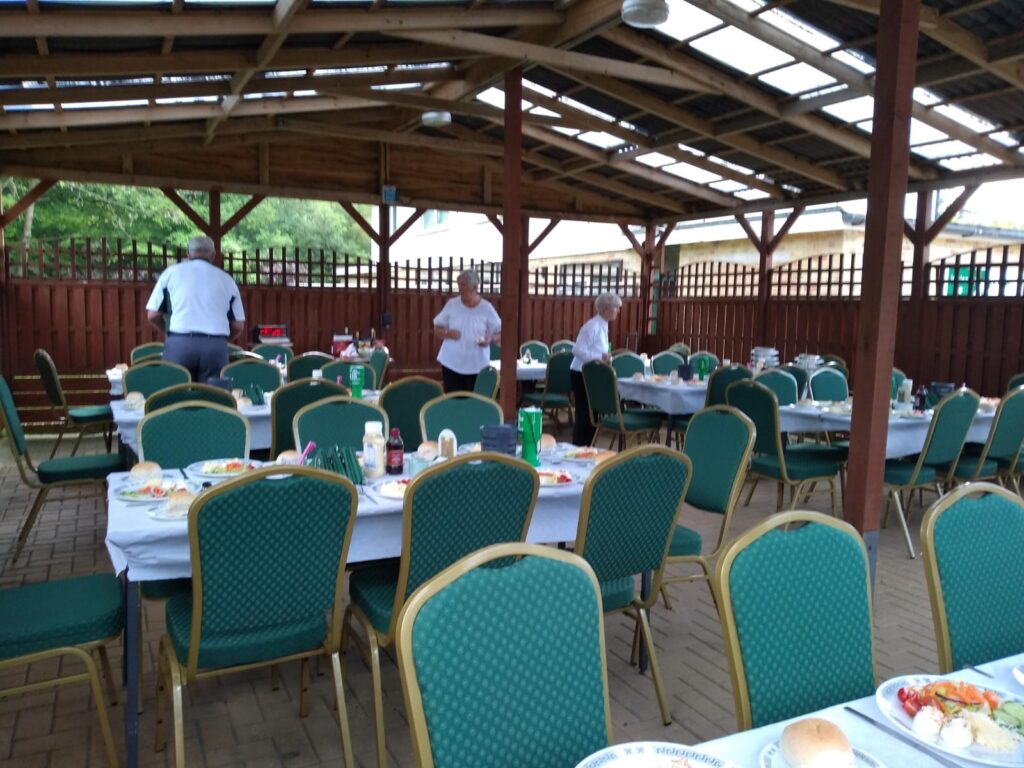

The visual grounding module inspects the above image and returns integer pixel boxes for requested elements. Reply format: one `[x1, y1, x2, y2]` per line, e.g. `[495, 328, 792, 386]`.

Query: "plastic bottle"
[362, 421, 386, 479]
[350, 364, 364, 398]
[386, 428, 404, 475]
[914, 385, 928, 412]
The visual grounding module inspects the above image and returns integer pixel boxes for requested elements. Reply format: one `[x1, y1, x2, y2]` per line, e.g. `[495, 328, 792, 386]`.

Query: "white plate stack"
[750, 347, 780, 371]
[796, 353, 824, 371]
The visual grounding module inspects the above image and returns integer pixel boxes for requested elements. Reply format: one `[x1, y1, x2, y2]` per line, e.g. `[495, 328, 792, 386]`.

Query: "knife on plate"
[843, 707, 962, 768]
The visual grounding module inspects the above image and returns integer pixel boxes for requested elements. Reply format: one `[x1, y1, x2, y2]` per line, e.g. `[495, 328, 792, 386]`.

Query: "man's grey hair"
[457, 269, 481, 291]
[188, 236, 216, 260]
[595, 292, 622, 313]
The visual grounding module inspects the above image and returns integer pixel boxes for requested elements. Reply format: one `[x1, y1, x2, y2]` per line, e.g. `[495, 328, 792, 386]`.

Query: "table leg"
[124, 575, 140, 768]
[639, 570, 651, 674]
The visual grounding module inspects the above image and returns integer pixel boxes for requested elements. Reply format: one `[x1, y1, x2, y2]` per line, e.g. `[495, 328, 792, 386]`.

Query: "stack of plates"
[796, 353, 824, 370]
[750, 347, 780, 369]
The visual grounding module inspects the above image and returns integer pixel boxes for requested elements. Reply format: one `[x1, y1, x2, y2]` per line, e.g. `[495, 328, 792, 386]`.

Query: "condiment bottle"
[362, 420, 386, 479]
[386, 428, 404, 475]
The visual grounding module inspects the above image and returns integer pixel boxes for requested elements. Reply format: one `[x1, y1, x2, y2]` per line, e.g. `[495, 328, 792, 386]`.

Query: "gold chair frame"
[584, 361, 662, 449]
[292, 395, 389, 452]
[949, 386, 1024, 489]
[418, 391, 504, 444]
[35, 348, 114, 457]
[122, 359, 192, 397]
[130, 342, 164, 364]
[143, 381, 238, 413]
[269, 377, 348, 458]
[220, 357, 282, 391]
[136, 400, 251, 463]
[286, 352, 334, 382]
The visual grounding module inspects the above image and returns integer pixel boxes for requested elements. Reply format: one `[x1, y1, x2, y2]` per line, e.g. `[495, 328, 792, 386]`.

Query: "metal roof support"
[499, 66, 523, 420]
[845, 0, 922, 574]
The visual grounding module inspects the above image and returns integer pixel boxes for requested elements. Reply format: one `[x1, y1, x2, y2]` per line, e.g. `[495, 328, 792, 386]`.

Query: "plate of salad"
[876, 675, 1024, 766]
[185, 458, 262, 479]
[115, 478, 200, 503]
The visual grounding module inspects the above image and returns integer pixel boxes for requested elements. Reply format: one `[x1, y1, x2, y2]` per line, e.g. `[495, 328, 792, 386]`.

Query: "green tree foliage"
[1, 178, 371, 258]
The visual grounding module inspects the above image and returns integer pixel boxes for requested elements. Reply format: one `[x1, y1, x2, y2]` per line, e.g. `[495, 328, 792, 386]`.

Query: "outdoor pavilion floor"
[0, 431, 940, 768]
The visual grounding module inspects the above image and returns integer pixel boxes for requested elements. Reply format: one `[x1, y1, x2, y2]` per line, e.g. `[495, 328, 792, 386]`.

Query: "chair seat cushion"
[0, 574, 124, 660]
[962, 442, 984, 457]
[952, 456, 999, 480]
[786, 443, 848, 462]
[669, 415, 691, 430]
[521, 392, 570, 408]
[68, 404, 113, 424]
[141, 578, 192, 600]
[349, 561, 400, 636]
[36, 453, 123, 484]
[884, 459, 936, 487]
[166, 593, 326, 669]
[752, 454, 838, 481]
[667, 525, 703, 558]
[601, 410, 664, 432]
[599, 576, 634, 613]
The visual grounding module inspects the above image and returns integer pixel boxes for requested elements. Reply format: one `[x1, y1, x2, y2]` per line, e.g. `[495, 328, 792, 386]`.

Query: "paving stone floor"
[0, 434, 945, 767]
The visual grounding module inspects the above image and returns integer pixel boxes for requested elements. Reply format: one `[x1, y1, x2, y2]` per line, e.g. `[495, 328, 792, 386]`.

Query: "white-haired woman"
[433, 269, 502, 392]
[570, 292, 622, 445]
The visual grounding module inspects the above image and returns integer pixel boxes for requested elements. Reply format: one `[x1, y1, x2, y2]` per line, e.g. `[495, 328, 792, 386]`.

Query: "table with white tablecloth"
[491, 359, 550, 382]
[616, 378, 709, 415]
[107, 365, 287, 396]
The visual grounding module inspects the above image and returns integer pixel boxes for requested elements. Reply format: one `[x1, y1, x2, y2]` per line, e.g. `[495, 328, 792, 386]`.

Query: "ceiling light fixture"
[421, 110, 452, 127]
[621, 0, 669, 28]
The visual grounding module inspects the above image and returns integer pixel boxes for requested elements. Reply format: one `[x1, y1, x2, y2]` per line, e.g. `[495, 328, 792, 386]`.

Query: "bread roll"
[125, 391, 145, 410]
[540, 433, 557, 451]
[130, 460, 162, 481]
[780, 718, 855, 768]
[235, 396, 253, 409]
[276, 449, 303, 465]
[165, 489, 196, 518]
[231, 388, 245, 400]
[417, 441, 439, 460]
[592, 449, 616, 465]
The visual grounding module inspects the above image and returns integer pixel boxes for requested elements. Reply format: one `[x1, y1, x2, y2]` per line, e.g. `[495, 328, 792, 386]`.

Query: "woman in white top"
[433, 269, 502, 392]
[570, 292, 622, 446]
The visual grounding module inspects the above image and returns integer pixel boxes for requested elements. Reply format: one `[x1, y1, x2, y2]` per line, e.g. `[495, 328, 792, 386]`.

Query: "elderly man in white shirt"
[570, 292, 622, 446]
[145, 236, 245, 383]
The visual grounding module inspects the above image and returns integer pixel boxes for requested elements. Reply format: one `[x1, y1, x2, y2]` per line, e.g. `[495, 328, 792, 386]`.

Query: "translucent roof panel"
[908, 119, 948, 146]
[476, 87, 532, 112]
[656, 0, 722, 42]
[758, 63, 835, 95]
[823, 96, 875, 123]
[577, 131, 624, 149]
[939, 153, 1000, 171]
[832, 50, 875, 75]
[64, 99, 148, 109]
[663, 161, 722, 184]
[709, 179, 747, 193]
[635, 152, 677, 167]
[736, 188, 771, 200]
[911, 140, 978, 160]
[761, 8, 839, 52]
[689, 27, 793, 76]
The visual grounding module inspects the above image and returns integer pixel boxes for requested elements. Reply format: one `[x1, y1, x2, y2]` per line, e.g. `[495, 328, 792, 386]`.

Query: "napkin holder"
[438, 428, 458, 460]
[481, 424, 517, 456]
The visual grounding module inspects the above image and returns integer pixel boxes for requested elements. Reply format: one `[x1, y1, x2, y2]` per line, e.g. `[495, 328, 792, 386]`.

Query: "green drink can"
[350, 365, 364, 398]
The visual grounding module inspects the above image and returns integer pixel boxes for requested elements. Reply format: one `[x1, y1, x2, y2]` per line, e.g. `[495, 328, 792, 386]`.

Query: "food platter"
[376, 479, 412, 499]
[185, 459, 263, 479]
[115, 479, 200, 503]
[759, 741, 884, 767]
[536, 469, 576, 487]
[575, 742, 739, 768]
[563, 447, 606, 463]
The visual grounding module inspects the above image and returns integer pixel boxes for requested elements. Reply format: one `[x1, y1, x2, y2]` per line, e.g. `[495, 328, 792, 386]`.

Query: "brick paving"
[0, 435, 944, 767]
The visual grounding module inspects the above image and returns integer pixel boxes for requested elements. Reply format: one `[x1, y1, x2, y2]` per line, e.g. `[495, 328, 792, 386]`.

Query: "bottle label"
[363, 442, 378, 469]
[387, 450, 403, 469]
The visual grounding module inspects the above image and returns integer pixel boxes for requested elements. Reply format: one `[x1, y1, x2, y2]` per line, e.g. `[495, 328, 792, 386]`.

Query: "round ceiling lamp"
[621, 0, 669, 28]
[421, 110, 452, 127]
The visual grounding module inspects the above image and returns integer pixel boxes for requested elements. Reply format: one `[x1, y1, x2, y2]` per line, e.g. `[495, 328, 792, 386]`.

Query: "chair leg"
[81, 648, 121, 768]
[13, 487, 49, 562]
[829, 477, 839, 518]
[137, 602, 144, 714]
[366, 630, 388, 768]
[882, 492, 891, 528]
[787, 482, 804, 511]
[330, 651, 356, 768]
[96, 643, 119, 706]
[49, 424, 68, 459]
[659, 583, 673, 610]
[635, 608, 671, 725]
[743, 478, 759, 507]
[169, 657, 186, 768]
[299, 658, 311, 717]
[891, 489, 916, 559]
[155, 640, 168, 752]
[271, 664, 281, 691]
[775, 482, 784, 512]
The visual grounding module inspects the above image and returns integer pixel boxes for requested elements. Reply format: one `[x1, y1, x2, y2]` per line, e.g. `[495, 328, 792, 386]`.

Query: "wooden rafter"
[0, 179, 54, 227]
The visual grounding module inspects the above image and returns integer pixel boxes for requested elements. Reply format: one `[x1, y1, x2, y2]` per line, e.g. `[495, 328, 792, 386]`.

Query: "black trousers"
[570, 370, 596, 446]
[164, 334, 229, 384]
[441, 366, 478, 394]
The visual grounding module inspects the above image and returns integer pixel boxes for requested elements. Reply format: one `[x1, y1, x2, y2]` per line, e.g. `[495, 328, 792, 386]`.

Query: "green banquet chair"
[668, 342, 690, 357]
[138, 401, 250, 468]
[489, 342, 501, 362]
[575, 445, 691, 725]
[294, 396, 389, 453]
[780, 364, 809, 400]
[155, 467, 357, 768]
[420, 392, 503, 445]
[665, 363, 751, 450]
[891, 367, 907, 400]
[145, 382, 236, 413]
[688, 350, 719, 374]
[1008, 372, 1024, 392]
[716, 511, 875, 729]
[222, 358, 282, 393]
[396, 543, 612, 768]
[882, 388, 979, 558]
[368, 347, 390, 388]
[345, 453, 538, 768]
[551, 339, 575, 355]
[651, 351, 684, 376]
[122, 360, 191, 399]
[130, 342, 164, 364]
[380, 376, 443, 452]
[950, 385, 1024, 487]
[322, 359, 378, 391]
[519, 340, 550, 363]
[610, 351, 644, 379]
[521, 351, 573, 428]
[756, 368, 799, 407]
[251, 343, 293, 364]
[35, 348, 114, 457]
[0, 376, 123, 563]
[472, 365, 499, 399]
[287, 351, 334, 382]
[921, 483, 1024, 673]
[808, 367, 849, 402]
[270, 378, 348, 458]
[582, 360, 664, 449]
[821, 354, 849, 378]
[661, 406, 755, 609]
[0, 573, 124, 767]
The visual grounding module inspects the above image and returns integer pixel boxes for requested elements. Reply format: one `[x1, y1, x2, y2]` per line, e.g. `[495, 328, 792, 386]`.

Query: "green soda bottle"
[350, 365, 364, 398]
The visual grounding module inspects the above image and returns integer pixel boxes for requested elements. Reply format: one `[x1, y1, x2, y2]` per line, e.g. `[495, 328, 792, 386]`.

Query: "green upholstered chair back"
[123, 360, 191, 399]
[821, 354, 847, 371]
[779, 365, 808, 400]
[921, 389, 979, 468]
[380, 376, 443, 452]
[582, 361, 621, 418]
[287, 352, 334, 382]
[0, 376, 28, 458]
[726, 380, 782, 460]
[706, 365, 752, 407]
[34, 349, 67, 410]
[544, 352, 573, 396]
[756, 369, 799, 407]
[420, 393, 503, 445]
[397, 544, 610, 768]
[984, 387, 1024, 463]
[270, 378, 348, 457]
[138, 402, 249, 468]
[293, 396, 388, 453]
[130, 342, 164, 364]
[668, 342, 690, 357]
[551, 340, 574, 355]
[683, 406, 755, 515]
[188, 467, 355, 671]
[473, 366, 499, 399]
[145, 383, 236, 414]
[717, 513, 875, 729]
[922, 485, 1024, 672]
[689, 350, 720, 373]
[368, 348, 389, 387]
[321, 360, 377, 390]
[808, 367, 848, 402]
[489, 342, 501, 361]
[610, 352, 644, 379]
[651, 352, 684, 376]
[891, 368, 907, 400]
[576, 446, 691, 587]
[1008, 372, 1024, 392]
[251, 344, 293, 363]
[222, 359, 281, 392]
[520, 340, 550, 363]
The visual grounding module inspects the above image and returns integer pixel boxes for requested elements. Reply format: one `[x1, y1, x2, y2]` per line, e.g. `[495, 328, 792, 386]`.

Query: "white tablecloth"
[617, 378, 709, 415]
[491, 359, 550, 382]
[698, 653, 1024, 766]
[104, 456, 594, 582]
[107, 365, 287, 396]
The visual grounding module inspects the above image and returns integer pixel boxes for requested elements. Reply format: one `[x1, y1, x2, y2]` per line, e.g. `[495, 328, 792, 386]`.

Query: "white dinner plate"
[536, 469, 577, 488]
[185, 458, 263, 479]
[375, 479, 411, 499]
[575, 742, 739, 768]
[146, 506, 190, 522]
[1013, 666, 1024, 689]
[562, 448, 605, 463]
[876, 675, 1024, 766]
[115, 479, 200, 504]
[759, 740, 884, 767]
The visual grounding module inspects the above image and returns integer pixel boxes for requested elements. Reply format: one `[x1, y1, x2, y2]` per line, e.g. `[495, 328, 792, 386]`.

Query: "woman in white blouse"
[433, 269, 502, 392]
[570, 292, 622, 445]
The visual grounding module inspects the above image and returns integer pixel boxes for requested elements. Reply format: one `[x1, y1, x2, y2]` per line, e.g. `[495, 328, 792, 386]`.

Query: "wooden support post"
[907, 190, 934, 384]
[208, 189, 222, 264]
[519, 213, 530, 346]
[499, 66, 523, 421]
[377, 204, 391, 331]
[339, 201, 382, 247]
[738, 206, 803, 348]
[0, 182, 5, 377]
[845, 0, 922, 571]
[221, 195, 265, 235]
